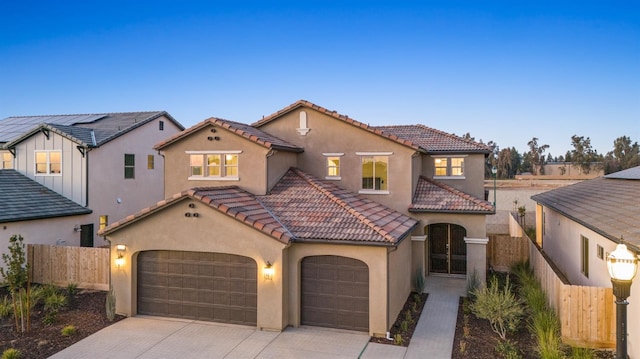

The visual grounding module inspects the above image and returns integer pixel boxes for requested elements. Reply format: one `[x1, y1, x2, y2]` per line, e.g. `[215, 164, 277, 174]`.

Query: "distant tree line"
[468, 133, 640, 179]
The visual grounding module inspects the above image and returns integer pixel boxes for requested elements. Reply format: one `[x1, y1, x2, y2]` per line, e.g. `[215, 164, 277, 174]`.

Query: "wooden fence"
[28, 244, 110, 291]
[488, 234, 529, 272]
[527, 240, 616, 348]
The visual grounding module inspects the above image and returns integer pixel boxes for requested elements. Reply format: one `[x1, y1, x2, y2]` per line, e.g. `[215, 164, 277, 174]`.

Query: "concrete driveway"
[49, 316, 400, 359]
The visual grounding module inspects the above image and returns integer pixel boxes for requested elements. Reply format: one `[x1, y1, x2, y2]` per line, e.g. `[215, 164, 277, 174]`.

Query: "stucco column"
[464, 237, 489, 286]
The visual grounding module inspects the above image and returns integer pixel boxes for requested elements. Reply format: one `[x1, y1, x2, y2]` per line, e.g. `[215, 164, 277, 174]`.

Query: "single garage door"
[137, 251, 257, 326]
[301, 255, 369, 332]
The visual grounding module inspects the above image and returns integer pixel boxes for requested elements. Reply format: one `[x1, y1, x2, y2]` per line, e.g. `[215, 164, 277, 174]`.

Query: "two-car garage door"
[137, 251, 257, 326]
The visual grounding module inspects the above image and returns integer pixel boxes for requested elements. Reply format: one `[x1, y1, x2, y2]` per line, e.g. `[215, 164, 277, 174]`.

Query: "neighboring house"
[0, 112, 184, 248]
[531, 166, 640, 359]
[0, 169, 92, 254]
[100, 100, 493, 336]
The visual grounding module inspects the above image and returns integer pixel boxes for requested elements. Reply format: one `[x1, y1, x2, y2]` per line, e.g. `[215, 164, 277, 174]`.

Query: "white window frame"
[186, 150, 241, 181]
[323, 152, 344, 180]
[432, 155, 467, 179]
[356, 152, 391, 194]
[34, 150, 62, 176]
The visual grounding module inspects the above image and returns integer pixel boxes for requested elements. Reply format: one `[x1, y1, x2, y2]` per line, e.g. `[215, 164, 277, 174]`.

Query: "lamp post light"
[606, 241, 638, 359]
[491, 166, 497, 207]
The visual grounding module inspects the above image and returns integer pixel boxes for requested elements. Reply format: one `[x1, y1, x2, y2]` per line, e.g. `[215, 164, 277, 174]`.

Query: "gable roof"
[0, 170, 92, 223]
[100, 168, 418, 246]
[252, 100, 491, 154]
[154, 117, 303, 152]
[531, 169, 640, 251]
[1, 111, 183, 148]
[410, 176, 495, 213]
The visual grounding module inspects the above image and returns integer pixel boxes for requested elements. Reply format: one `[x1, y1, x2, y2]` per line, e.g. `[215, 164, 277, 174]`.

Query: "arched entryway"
[137, 250, 257, 326]
[300, 255, 369, 332]
[427, 223, 467, 275]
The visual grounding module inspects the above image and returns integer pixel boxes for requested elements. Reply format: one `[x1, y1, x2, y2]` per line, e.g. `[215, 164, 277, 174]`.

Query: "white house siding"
[12, 131, 87, 205]
[542, 206, 639, 358]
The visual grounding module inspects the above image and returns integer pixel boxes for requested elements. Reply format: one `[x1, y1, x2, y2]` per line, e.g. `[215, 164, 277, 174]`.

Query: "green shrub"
[66, 282, 79, 296]
[0, 295, 12, 318]
[495, 339, 523, 359]
[393, 333, 403, 345]
[106, 286, 116, 321]
[466, 270, 480, 300]
[570, 346, 594, 359]
[61, 324, 77, 336]
[1, 348, 21, 359]
[529, 309, 563, 359]
[471, 275, 524, 340]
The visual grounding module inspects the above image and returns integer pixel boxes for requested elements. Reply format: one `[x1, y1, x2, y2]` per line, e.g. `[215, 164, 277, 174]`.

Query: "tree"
[570, 135, 603, 174]
[0, 235, 30, 332]
[604, 136, 640, 174]
[526, 137, 549, 175]
[496, 147, 521, 179]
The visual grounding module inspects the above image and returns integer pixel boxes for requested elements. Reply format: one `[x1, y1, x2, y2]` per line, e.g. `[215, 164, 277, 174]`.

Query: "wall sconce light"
[73, 224, 81, 232]
[263, 261, 274, 280]
[115, 244, 126, 267]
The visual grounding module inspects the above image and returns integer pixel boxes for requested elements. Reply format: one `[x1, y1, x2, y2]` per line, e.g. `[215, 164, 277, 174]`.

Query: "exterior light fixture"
[263, 261, 274, 280]
[115, 244, 126, 268]
[606, 240, 638, 359]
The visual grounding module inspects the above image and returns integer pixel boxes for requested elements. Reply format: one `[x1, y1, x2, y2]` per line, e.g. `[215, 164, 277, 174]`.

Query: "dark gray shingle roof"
[0, 170, 92, 223]
[531, 171, 640, 251]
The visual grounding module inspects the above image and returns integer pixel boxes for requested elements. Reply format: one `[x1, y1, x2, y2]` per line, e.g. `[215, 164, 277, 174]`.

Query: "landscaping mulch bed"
[0, 289, 125, 359]
[369, 291, 428, 346]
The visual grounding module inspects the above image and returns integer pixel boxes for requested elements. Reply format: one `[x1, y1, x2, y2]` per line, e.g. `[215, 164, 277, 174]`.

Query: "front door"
[428, 223, 466, 275]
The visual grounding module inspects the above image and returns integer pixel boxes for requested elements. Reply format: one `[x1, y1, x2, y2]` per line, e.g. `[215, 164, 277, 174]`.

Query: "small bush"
[466, 270, 480, 300]
[496, 339, 523, 359]
[393, 333, 403, 345]
[471, 275, 524, 340]
[0, 295, 12, 318]
[66, 282, 79, 296]
[529, 309, 563, 359]
[570, 346, 594, 359]
[413, 268, 425, 293]
[106, 286, 116, 321]
[61, 325, 77, 337]
[1, 348, 21, 359]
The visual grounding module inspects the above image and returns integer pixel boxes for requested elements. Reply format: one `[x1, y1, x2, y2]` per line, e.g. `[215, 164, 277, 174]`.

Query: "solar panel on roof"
[0, 114, 106, 143]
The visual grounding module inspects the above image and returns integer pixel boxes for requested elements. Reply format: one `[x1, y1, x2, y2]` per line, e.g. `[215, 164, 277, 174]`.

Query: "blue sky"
[1, 1, 638, 157]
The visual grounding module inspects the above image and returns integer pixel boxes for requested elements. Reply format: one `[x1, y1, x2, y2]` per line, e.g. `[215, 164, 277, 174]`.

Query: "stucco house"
[531, 166, 640, 358]
[100, 100, 494, 336]
[0, 112, 183, 249]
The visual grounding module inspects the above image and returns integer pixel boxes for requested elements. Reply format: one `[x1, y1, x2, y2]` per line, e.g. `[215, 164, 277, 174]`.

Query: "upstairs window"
[187, 151, 240, 180]
[357, 152, 390, 193]
[433, 156, 466, 178]
[323, 153, 343, 180]
[581, 235, 589, 278]
[99, 215, 108, 230]
[1, 152, 13, 169]
[147, 155, 155, 170]
[35, 151, 61, 175]
[159, 120, 165, 131]
[124, 154, 135, 179]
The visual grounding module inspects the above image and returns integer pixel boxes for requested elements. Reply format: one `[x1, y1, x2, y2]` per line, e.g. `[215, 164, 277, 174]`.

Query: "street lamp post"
[491, 166, 497, 207]
[606, 241, 638, 359]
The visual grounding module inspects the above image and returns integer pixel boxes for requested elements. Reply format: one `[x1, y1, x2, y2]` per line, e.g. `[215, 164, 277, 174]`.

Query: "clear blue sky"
[1, 1, 638, 157]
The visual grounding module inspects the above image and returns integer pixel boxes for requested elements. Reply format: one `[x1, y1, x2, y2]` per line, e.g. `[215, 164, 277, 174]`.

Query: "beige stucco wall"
[105, 198, 287, 331]
[266, 151, 298, 190]
[0, 214, 92, 270]
[387, 236, 413, 329]
[256, 108, 416, 212]
[285, 242, 390, 337]
[421, 153, 487, 199]
[540, 206, 639, 359]
[160, 124, 274, 197]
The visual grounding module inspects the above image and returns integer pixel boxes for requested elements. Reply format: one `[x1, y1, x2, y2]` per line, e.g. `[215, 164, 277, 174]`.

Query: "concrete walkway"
[50, 276, 466, 359]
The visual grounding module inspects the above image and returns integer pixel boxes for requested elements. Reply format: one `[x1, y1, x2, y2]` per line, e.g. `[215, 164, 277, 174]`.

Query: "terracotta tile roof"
[252, 100, 490, 154]
[154, 117, 303, 152]
[100, 168, 418, 246]
[373, 125, 492, 153]
[410, 176, 494, 214]
[258, 168, 419, 245]
[100, 186, 293, 244]
[531, 171, 640, 252]
[0, 170, 92, 223]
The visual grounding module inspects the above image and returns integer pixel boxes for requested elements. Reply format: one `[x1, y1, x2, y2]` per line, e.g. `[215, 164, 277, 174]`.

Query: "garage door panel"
[301, 255, 369, 332]
[138, 251, 257, 326]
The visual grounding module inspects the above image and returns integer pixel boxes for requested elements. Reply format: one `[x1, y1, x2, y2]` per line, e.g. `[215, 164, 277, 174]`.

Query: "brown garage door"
[137, 251, 257, 326]
[301, 255, 369, 332]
